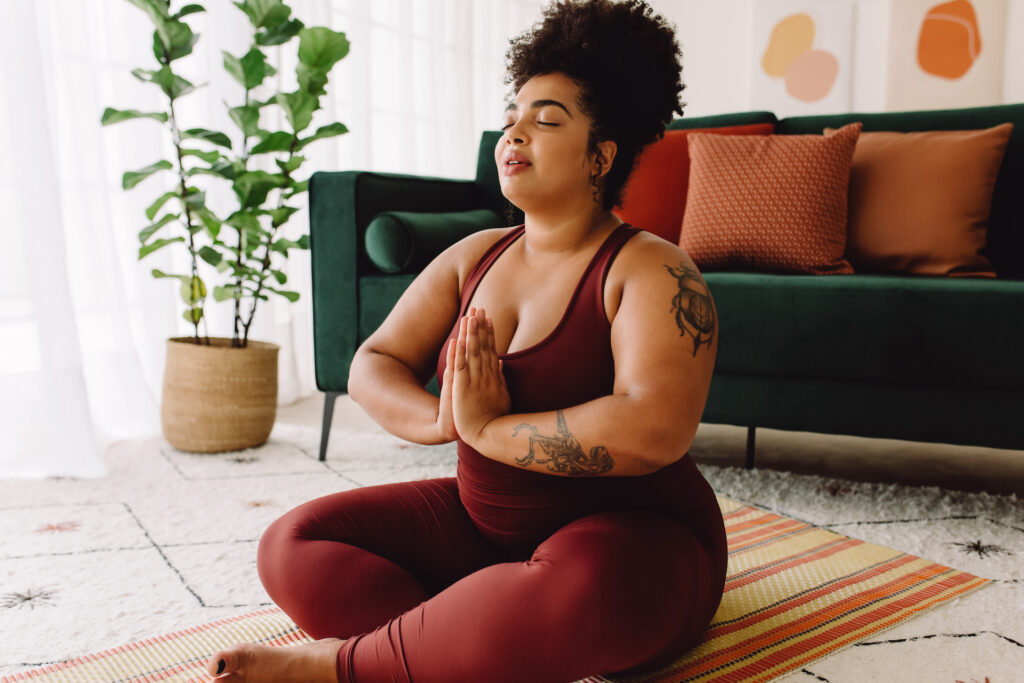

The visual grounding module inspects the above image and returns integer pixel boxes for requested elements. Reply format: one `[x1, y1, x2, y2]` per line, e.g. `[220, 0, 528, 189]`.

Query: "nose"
[504, 119, 527, 145]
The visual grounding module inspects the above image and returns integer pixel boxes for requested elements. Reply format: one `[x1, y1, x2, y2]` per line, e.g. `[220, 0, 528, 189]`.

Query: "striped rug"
[2, 496, 990, 683]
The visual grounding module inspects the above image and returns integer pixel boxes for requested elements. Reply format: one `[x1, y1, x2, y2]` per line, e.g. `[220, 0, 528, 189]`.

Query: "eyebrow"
[505, 99, 573, 118]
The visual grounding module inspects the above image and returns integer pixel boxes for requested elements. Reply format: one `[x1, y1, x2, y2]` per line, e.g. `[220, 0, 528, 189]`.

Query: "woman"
[209, 1, 725, 680]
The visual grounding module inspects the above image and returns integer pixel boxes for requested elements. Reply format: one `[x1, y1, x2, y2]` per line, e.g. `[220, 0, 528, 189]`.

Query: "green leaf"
[267, 286, 299, 302]
[126, 0, 170, 26]
[228, 104, 261, 138]
[182, 307, 204, 324]
[270, 234, 308, 255]
[100, 107, 168, 126]
[139, 236, 185, 260]
[236, 0, 291, 28]
[172, 4, 206, 20]
[232, 170, 286, 209]
[154, 20, 200, 63]
[213, 284, 241, 302]
[182, 148, 221, 164]
[268, 205, 299, 228]
[181, 128, 233, 149]
[250, 131, 295, 154]
[123, 160, 174, 190]
[296, 121, 348, 150]
[182, 188, 206, 210]
[197, 206, 223, 239]
[283, 179, 309, 198]
[275, 155, 306, 174]
[138, 212, 179, 244]
[187, 159, 236, 181]
[198, 245, 223, 267]
[151, 269, 189, 281]
[150, 66, 196, 99]
[224, 47, 276, 90]
[270, 269, 287, 285]
[298, 27, 350, 70]
[180, 275, 207, 305]
[275, 91, 316, 133]
[256, 18, 303, 47]
[145, 190, 177, 221]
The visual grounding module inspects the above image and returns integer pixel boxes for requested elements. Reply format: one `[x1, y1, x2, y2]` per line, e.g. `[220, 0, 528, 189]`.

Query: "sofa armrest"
[308, 170, 485, 393]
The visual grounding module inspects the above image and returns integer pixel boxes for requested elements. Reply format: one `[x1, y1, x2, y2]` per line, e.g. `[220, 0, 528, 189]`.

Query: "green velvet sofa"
[308, 102, 1024, 464]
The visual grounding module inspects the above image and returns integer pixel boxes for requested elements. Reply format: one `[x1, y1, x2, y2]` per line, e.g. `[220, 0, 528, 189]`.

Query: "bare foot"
[207, 637, 344, 682]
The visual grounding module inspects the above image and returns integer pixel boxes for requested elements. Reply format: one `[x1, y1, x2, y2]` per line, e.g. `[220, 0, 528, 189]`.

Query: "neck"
[520, 208, 620, 259]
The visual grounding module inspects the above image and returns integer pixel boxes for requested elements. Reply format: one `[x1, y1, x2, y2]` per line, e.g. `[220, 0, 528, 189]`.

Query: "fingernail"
[217, 659, 226, 674]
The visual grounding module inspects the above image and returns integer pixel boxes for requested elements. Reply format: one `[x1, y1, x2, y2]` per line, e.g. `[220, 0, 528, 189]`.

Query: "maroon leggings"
[257, 478, 722, 683]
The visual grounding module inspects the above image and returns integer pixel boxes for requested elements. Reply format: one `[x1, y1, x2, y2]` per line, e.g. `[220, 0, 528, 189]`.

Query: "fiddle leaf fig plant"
[101, 0, 348, 346]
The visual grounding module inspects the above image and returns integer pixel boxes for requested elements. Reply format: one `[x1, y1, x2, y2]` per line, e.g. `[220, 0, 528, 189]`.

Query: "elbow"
[634, 419, 695, 473]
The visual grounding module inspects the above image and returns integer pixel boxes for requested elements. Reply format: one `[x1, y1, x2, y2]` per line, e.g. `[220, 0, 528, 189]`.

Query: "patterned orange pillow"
[680, 122, 862, 274]
[614, 123, 776, 244]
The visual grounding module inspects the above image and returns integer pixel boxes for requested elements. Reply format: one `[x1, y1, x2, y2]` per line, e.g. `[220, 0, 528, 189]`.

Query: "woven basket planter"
[161, 337, 279, 453]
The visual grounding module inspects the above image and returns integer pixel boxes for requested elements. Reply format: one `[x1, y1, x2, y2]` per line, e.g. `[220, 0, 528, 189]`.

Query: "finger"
[455, 316, 468, 371]
[466, 315, 482, 378]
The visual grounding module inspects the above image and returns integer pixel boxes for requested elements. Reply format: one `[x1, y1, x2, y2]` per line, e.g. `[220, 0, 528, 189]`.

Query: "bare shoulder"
[442, 226, 518, 289]
[608, 229, 718, 357]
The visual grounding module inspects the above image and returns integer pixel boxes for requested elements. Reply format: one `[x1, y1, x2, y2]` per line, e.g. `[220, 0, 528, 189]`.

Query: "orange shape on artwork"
[918, 0, 982, 79]
[762, 13, 815, 77]
[785, 49, 839, 102]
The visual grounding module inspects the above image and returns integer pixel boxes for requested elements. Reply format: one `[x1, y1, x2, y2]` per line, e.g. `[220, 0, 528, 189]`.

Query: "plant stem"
[164, 64, 203, 345]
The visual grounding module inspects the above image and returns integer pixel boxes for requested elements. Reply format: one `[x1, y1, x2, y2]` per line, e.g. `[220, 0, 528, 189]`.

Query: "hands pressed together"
[436, 306, 511, 448]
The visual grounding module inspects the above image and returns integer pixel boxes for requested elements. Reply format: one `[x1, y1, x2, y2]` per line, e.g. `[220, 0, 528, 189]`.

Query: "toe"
[207, 648, 240, 676]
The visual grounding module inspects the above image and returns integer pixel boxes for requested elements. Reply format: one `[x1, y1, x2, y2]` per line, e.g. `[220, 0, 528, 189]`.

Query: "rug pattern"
[0, 423, 1021, 682]
[1, 494, 991, 682]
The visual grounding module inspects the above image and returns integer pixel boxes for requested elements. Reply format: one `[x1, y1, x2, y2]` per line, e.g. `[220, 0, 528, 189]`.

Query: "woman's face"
[494, 72, 611, 213]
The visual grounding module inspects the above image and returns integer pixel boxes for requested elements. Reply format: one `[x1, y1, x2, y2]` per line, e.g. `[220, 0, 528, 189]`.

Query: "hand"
[434, 337, 458, 442]
[452, 307, 511, 448]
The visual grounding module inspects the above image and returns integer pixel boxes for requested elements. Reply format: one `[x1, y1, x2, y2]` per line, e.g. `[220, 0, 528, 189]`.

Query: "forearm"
[471, 393, 688, 477]
[347, 348, 449, 445]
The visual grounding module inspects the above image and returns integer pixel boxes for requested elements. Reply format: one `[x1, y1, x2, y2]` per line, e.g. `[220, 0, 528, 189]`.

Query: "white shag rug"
[0, 422, 1022, 682]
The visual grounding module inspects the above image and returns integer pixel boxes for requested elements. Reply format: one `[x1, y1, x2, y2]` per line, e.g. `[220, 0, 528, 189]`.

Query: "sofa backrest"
[475, 103, 1024, 278]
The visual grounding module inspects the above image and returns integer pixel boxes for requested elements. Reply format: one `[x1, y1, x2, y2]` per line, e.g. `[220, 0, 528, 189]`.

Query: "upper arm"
[609, 238, 719, 450]
[355, 228, 508, 386]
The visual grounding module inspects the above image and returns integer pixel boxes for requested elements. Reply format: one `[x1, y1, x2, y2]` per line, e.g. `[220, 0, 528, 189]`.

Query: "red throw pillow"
[680, 122, 862, 274]
[614, 123, 776, 244]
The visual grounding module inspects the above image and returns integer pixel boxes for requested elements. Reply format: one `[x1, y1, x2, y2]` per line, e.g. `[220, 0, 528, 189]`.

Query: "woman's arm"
[453, 239, 719, 475]
[348, 228, 506, 445]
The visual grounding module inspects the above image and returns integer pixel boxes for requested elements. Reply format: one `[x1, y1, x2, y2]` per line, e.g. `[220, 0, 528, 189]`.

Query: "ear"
[593, 140, 618, 179]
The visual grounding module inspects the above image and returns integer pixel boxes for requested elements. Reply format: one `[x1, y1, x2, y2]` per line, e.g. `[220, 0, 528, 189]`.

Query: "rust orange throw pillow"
[680, 122, 862, 274]
[614, 123, 776, 244]
[824, 124, 1013, 278]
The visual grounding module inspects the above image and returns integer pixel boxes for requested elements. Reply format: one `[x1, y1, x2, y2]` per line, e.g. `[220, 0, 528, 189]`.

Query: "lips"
[501, 150, 532, 176]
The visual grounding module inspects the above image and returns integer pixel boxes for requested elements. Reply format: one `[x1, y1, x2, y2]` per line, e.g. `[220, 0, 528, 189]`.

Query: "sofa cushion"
[364, 209, 502, 274]
[614, 123, 776, 244]
[704, 272, 1024, 391]
[777, 102, 1024, 278]
[680, 123, 861, 274]
[825, 124, 1012, 278]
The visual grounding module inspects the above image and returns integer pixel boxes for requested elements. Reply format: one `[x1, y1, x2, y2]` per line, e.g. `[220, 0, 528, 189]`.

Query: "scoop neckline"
[461, 223, 628, 360]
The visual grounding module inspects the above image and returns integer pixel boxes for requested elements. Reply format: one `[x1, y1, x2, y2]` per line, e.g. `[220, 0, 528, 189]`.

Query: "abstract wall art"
[751, 0, 854, 117]
[886, 0, 1007, 110]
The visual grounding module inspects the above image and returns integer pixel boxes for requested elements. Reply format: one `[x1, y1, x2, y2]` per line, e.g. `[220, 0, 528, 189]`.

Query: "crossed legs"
[209, 477, 722, 682]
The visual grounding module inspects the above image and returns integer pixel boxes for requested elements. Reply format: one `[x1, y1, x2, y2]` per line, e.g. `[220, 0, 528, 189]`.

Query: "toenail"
[217, 659, 225, 674]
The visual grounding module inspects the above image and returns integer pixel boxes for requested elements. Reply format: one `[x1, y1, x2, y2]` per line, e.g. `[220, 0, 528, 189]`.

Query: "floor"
[278, 393, 1024, 497]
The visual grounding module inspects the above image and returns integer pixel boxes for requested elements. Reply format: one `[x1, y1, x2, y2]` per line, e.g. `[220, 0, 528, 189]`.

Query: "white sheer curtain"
[0, 0, 545, 478]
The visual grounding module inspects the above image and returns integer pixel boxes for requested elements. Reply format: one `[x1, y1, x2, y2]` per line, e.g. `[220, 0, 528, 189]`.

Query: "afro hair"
[504, 0, 686, 210]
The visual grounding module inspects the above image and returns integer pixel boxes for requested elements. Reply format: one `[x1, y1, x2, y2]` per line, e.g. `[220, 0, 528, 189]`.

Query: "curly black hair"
[505, 0, 685, 210]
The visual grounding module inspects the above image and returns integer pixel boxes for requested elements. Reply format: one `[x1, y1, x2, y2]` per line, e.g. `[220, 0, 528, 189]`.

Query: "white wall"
[652, 0, 1024, 118]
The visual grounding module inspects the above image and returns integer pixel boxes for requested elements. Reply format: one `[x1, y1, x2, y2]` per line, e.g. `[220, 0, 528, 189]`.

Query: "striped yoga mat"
[2, 496, 990, 683]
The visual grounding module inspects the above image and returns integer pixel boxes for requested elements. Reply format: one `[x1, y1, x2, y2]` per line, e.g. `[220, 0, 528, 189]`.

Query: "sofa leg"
[319, 391, 340, 462]
[746, 426, 756, 470]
